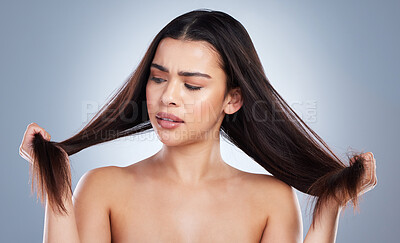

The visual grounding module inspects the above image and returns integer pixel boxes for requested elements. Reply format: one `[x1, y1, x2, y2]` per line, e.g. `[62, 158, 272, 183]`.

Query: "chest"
[109, 181, 267, 242]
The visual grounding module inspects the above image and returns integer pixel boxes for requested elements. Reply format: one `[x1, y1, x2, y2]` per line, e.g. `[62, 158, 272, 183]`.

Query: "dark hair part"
[30, 9, 366, 225]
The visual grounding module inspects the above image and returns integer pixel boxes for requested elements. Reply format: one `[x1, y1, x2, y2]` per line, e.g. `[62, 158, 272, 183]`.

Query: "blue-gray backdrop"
[1, 0, 398, 242]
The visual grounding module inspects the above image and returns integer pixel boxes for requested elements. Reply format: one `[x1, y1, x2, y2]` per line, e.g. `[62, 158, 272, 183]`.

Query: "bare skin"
[72, 156, 302, 242]
[19, 37, 377, 242]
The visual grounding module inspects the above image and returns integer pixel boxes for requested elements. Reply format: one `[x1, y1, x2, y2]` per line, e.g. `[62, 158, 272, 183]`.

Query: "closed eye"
[184, 84, 202, 91]
[150, 77, 166, 83]
[150, 76, 202, 91]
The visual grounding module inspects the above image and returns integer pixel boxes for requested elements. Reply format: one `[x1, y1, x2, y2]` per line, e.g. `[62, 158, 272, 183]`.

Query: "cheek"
[146, 83, 158, 113]
[146, 82, 154, 101]
[191, 93, 223, 125]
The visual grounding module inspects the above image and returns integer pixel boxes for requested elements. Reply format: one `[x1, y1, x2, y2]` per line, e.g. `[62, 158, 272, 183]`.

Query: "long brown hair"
[30, 9, 366, 225]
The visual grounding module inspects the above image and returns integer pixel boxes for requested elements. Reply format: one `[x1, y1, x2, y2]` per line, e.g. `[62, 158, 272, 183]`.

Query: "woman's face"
[146, 37, 240, 146]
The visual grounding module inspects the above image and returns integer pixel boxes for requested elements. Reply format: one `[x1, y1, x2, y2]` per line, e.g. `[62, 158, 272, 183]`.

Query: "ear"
[223, 87, 243, 115]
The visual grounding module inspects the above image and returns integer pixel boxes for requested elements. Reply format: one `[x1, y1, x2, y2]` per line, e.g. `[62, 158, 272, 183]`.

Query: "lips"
[155, 112, 184, 123]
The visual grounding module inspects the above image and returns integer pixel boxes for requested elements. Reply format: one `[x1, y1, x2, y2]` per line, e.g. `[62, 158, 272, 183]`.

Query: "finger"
[19, 124, 35, 153]
[363, 152, 371, 161]
[31, 125, 48, 140]
[368, 156, 373, 186]
[20, 123, 49, 155]
[357, 154, 370, 196]
[359, 152, 377, 195]
[28, 123, 50, 141]
[20, 123, 35, 148]
[369, 154, 376, 187]
[372, 157, 377, 186]
[362, 153, 373, 184]
[367, 155, 374, 188]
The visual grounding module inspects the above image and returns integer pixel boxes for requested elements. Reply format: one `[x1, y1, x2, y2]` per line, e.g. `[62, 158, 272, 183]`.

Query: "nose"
[160, 79, 181, 106]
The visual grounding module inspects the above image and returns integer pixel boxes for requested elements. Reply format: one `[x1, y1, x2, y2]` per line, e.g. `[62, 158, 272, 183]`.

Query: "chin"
[155, 127, 207, 147]
[155, 129, 188, 146]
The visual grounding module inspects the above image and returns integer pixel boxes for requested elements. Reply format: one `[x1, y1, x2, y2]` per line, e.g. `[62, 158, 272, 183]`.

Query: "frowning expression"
[146, 37, 231, 145]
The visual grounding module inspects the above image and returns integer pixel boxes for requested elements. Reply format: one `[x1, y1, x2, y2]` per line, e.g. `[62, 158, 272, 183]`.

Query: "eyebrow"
[150, 63, 212, 79]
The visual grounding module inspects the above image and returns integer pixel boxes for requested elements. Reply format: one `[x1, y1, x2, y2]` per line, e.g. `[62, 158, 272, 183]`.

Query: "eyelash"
[150, 77, 202, 91]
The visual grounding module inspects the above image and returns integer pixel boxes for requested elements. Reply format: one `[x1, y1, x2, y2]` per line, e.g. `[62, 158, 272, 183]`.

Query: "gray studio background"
[1, 0, 399, 242]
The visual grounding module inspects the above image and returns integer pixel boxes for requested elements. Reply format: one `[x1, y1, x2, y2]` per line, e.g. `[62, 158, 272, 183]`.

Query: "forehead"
[152, 37, 222, 72]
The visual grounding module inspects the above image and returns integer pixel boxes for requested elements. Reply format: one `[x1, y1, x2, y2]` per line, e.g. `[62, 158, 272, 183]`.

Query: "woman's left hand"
[350, 152, 377, 197]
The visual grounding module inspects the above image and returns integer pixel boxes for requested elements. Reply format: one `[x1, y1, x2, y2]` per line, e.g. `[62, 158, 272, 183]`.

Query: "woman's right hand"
[19, 125, 80, 243]
[19, 122, 51, 164]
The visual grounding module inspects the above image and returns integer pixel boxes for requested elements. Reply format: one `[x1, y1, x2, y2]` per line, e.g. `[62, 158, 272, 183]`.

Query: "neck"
[153, 135, 234, 185]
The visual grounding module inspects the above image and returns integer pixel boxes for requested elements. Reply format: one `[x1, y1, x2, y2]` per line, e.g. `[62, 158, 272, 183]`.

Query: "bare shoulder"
[73, 166, 127, 206]
[73, 158, 151, 200]
[76, 165, 127, 189]
[241, 172, 303, 242]
[247, 173, 300, 212]
[72, 165, 131, 242]
[256, 174, 296, 197]
[240, 172, 296, 198]
[79, 165, 124, 182]
[234, 172, 301, 212]
[77, 161, 151, 203]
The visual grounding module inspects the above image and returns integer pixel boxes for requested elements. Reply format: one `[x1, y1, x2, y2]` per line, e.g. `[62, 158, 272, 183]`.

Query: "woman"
[19, 9, 377, 242]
